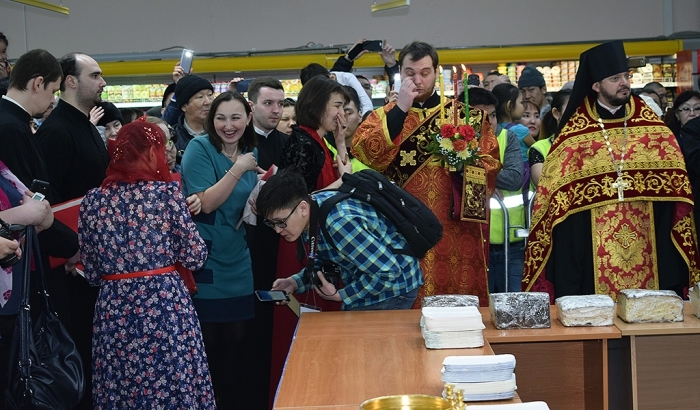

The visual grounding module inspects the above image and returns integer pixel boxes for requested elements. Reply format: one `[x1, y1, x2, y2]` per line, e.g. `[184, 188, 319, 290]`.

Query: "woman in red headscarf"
[78, 122, 215, 409]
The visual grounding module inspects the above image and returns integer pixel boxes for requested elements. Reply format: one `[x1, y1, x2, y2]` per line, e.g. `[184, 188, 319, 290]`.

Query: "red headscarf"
[101, 120, 172, 188]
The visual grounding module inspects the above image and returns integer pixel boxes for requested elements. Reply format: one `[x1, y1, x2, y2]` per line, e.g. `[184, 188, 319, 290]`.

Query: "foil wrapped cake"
[489, 292, 551, 329]
[421, 295, 480, 308]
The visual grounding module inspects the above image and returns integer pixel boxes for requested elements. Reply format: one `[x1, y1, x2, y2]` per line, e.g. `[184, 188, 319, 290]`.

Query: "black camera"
[0, 219, 19, 269]
[307, 260, 341, 289]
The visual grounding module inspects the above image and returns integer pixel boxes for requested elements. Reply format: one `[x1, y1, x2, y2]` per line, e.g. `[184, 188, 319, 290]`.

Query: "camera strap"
[301, 196, 341, 298]
[304, 195, 320, 284]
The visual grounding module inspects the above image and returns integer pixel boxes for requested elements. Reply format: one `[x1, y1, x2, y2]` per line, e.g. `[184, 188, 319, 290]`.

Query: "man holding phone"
[257, 170, 423, 310]
[331, 38, 401, 100]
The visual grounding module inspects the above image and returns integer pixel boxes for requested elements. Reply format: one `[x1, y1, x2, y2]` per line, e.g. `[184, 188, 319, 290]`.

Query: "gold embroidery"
[461, 165, 488, 223]
[592, 202, 657, 300]
[614, 224, 638, 248]
[524, 95, 699, 293]
[399, 150, 417, 166]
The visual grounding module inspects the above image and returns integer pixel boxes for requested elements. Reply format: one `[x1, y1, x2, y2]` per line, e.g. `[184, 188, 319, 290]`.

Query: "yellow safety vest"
[324, 137, 370, 173]
[527, 136, 553, 192]
[490, 129, 526, 244]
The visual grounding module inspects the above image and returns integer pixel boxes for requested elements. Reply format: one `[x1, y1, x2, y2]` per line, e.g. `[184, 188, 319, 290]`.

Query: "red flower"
[440, 124, 456, 138]
[458, 125, 476, 141]
[453, 139, 467, 152]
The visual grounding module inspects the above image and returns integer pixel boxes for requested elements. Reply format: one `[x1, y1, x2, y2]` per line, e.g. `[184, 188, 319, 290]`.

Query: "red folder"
[48, 197, 84, 269]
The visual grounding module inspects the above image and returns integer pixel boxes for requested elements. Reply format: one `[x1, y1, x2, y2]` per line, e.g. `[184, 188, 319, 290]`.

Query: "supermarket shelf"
[97, 40, 684, 77]
[110, 83, 678, 107]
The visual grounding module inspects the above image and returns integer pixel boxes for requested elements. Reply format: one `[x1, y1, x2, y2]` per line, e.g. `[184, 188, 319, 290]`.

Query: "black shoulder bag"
[5, 226, 85, 409]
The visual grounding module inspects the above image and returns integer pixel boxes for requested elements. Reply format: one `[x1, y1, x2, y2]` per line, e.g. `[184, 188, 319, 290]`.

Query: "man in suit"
[0, 49, 61, 187]
[0, 50, 76, 265]
[244, 76, 290, 408]
[37, 53, 109, 203]
[36, 52, 109, 410]
[0, 48, 81, 409]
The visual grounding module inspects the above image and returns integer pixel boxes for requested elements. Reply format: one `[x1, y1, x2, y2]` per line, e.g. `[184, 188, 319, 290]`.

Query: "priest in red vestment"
[523, 40, 700, 301]
[352, 41, 500, 307]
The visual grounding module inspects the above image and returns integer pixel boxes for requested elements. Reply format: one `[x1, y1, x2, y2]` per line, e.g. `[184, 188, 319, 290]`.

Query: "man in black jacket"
[0, 49, 61, 189]
[35, 52, 109, 410]
[244, 76, 289, 408]
[0, 49, 77, 265]
[0, 49, 81, 409]
[36, 53, 109, 203]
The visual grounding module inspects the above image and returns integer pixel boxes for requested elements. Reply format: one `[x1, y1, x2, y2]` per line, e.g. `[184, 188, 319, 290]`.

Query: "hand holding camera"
[312, 270, 342, 302]
[0, 219, 20, 268]
[306, 261, 342, 301]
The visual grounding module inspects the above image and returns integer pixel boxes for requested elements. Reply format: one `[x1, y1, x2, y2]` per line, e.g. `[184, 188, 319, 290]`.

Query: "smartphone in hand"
[180, 49, 195, 74]
[255, 290, 290, 302]
[235, 79, 252, 93]
[29, 179, 50, 197]
[362, 40, 383, 52]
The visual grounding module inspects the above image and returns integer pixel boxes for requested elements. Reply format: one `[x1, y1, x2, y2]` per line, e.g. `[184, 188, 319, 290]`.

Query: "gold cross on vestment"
[399, 150, 417, 166]
[613, 224, 638, 249]
[611, 176, 629, 202]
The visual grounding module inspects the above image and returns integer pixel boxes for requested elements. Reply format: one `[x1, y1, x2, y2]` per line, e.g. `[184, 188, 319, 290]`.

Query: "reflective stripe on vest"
[489, 194, 524, 209]
[490, 128, 526, 245]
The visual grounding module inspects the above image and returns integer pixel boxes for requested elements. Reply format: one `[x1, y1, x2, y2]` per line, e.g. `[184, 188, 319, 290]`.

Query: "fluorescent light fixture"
[11, 0, 69, 15]
[371, 0, 409, 13]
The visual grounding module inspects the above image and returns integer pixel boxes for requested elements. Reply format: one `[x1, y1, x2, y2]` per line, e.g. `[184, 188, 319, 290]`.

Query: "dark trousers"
[488, 240, 526, 293]
[0, 314, 16, 410]
[200, 320, 260, 410]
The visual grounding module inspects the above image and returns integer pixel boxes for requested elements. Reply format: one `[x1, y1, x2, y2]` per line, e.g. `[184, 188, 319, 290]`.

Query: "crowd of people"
[0, 31, 699, 409]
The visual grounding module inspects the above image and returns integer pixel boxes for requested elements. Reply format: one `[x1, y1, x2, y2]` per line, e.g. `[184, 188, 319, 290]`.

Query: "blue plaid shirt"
[291, 191, 424, 310]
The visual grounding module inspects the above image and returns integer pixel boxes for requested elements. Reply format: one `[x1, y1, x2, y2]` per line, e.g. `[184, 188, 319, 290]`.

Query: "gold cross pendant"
[611, 176, 629, 202]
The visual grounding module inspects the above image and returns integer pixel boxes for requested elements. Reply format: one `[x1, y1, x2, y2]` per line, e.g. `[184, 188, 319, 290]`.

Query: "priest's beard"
[600, 87, 631, 107]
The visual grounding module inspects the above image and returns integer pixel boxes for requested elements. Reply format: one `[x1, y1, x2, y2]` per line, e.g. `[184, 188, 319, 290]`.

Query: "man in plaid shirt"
[257, 170, 423, 310]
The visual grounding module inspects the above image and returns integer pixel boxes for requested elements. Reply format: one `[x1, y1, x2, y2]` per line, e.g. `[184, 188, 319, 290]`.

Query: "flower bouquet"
[429, 123, 481, 169]
[429, 123, 488, 223]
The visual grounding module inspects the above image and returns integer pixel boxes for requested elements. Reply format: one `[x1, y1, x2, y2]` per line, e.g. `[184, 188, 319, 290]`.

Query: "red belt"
[101, 265, 176, 281]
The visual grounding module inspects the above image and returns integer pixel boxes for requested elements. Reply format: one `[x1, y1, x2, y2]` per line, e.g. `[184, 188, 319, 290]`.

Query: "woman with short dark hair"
[279, 75, 353, 192]
[180, 91, 262, 408]
[666, 90, 700, 148]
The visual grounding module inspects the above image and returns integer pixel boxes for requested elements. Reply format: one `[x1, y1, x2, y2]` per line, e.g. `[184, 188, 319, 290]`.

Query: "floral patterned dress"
[78, 181, 216, 409]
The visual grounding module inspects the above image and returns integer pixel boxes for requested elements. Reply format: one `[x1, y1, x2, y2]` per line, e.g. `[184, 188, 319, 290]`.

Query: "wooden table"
[612, 301, 700, 410]
[273, 310, 521, 409]
[480, 306, 622, 410]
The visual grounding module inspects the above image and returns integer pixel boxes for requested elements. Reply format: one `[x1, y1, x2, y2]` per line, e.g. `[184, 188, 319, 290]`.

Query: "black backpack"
[317, 169, 443, 258]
